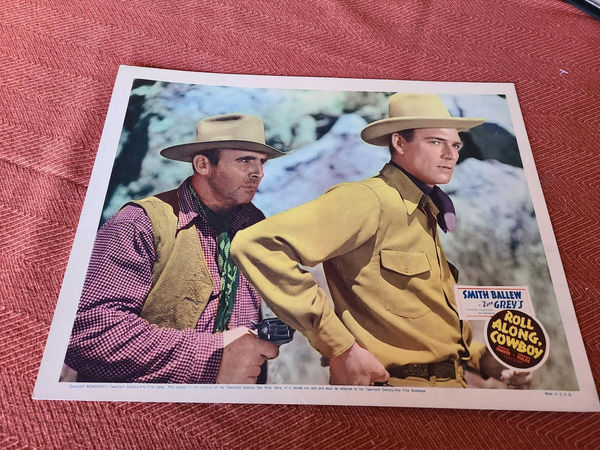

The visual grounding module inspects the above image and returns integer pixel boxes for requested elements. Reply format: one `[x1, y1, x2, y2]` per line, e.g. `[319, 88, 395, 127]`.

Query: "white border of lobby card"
[34, 65, 599, 411]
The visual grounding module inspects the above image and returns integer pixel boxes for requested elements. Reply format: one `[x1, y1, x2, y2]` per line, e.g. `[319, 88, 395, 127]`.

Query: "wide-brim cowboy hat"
[361, 93, 485, 146]
[161, 113, 288, 162]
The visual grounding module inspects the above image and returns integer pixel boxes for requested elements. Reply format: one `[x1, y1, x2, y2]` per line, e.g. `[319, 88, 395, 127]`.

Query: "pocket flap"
[380, 250, 430, 276]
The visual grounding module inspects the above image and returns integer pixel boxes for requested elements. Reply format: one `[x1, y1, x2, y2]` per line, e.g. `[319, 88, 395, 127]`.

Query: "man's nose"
[442, 143, 458, 160]
[249, 161, 264, 180]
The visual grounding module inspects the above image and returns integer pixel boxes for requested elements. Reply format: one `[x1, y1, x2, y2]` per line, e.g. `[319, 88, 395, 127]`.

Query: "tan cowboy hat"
[161, 113, 287, 162]
[361, 93, 485, 146]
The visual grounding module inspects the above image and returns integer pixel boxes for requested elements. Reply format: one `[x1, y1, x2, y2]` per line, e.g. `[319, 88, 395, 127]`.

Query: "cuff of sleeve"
[302, 313, 355, 359]
[465, 340, 487, 373]
[189, 331, 224, 384]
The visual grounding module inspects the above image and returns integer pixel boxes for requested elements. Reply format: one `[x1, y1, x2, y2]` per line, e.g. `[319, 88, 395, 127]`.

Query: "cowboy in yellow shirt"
[232, 94, 531, 388]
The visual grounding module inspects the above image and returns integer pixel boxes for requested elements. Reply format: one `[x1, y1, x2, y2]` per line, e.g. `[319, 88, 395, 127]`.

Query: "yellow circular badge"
[485, 309, 549, 371]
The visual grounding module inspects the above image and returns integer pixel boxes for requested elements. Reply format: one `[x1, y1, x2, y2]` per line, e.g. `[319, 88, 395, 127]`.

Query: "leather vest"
[130, 190, 214, 330]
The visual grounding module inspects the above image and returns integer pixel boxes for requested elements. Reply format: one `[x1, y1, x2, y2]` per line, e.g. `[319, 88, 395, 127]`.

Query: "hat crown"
[195, 113, 266, 144]
[388, 93, 452, 119]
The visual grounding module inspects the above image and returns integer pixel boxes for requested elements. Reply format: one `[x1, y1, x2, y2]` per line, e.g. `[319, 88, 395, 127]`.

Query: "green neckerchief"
[188, 185, 240, 333]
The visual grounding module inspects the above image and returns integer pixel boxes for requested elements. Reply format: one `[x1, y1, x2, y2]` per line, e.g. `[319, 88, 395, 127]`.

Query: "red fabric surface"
[1, 0, 599, 447]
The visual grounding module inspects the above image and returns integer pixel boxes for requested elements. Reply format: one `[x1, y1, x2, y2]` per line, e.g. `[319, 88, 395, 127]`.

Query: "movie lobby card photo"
[34, 66, 599, 411]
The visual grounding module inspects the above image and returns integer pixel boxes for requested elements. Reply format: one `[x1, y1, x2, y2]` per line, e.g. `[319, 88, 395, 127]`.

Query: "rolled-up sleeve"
[231, 183, 381, 358]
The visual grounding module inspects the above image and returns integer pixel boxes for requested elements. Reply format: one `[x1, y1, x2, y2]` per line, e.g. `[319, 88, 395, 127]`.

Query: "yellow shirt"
[232, 163, 484, 370]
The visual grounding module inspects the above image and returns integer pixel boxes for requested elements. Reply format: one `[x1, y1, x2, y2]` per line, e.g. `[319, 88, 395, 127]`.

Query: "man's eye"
[453, 144, 462, 150]
[430, 140, 441, 145]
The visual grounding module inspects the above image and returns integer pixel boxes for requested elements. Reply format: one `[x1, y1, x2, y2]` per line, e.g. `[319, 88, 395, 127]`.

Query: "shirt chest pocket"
[379, 249, 432, 318]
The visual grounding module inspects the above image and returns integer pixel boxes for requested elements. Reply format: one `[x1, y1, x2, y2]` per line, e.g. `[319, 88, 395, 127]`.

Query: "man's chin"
[435, 172, 454, 185]
[238, 192, 257, 204]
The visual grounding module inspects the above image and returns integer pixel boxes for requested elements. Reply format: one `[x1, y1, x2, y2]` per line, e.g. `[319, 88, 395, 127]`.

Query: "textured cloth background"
[1, 0, 599, 448]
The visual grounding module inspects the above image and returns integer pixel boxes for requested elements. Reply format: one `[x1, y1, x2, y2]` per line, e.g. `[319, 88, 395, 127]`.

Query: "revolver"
[253, 318, 295, 345]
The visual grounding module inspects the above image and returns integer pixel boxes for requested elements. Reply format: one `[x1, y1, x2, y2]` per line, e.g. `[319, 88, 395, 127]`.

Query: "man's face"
[391, 128, 463, 186]
[201, 149, 267, 212]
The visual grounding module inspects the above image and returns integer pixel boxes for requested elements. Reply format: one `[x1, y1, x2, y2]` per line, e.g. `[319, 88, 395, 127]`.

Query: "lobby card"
[34, 65, 599, 411]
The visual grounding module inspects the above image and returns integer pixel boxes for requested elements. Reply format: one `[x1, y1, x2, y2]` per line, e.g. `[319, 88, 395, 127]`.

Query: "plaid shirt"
[65, 178, 264, 383]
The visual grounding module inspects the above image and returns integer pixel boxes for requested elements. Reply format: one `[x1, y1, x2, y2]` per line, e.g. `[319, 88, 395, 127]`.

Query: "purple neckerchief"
[390, 161, 457, 233]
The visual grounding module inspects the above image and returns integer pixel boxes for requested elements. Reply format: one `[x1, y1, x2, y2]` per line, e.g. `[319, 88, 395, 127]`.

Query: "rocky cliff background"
[100, 80, 576, 390]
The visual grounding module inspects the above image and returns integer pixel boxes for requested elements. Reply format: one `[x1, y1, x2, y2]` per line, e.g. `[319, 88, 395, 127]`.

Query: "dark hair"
[388, 129, 415, 155]
[194, 149, 221, 166]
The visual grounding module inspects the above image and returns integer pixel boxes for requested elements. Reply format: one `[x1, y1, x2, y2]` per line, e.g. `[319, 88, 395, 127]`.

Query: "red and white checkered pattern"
[65, 178, 263, 383]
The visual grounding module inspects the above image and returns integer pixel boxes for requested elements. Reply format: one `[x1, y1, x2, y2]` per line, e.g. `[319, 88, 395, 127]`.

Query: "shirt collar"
[176, 177, 202, 230]
[389, 161, 434, 196]
[384, 162, 456, 233]
[379, 163, 439, 217]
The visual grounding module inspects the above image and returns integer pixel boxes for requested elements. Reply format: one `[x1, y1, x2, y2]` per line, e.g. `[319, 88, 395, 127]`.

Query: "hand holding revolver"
[215, 318, 295, 384]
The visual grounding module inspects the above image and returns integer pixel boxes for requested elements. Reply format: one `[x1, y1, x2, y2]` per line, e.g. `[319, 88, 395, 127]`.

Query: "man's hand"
[479, 349, 532, 389]
[216, 327, 279, 384]
[329, 342, 390, 385]
[499, 368, 532, 389]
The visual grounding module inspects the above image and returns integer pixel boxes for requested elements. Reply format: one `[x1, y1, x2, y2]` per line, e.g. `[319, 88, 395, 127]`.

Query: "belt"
[387, 359, 463, 380]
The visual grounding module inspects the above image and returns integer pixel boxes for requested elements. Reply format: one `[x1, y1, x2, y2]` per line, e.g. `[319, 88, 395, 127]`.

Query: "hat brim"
[160, 140, 288, 162]
[361, 117, 486, 146]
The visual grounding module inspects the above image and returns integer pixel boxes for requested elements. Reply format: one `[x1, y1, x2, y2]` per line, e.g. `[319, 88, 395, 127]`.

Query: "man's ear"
[390, 133, 405, 155]
[192, 154, 212, 175]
